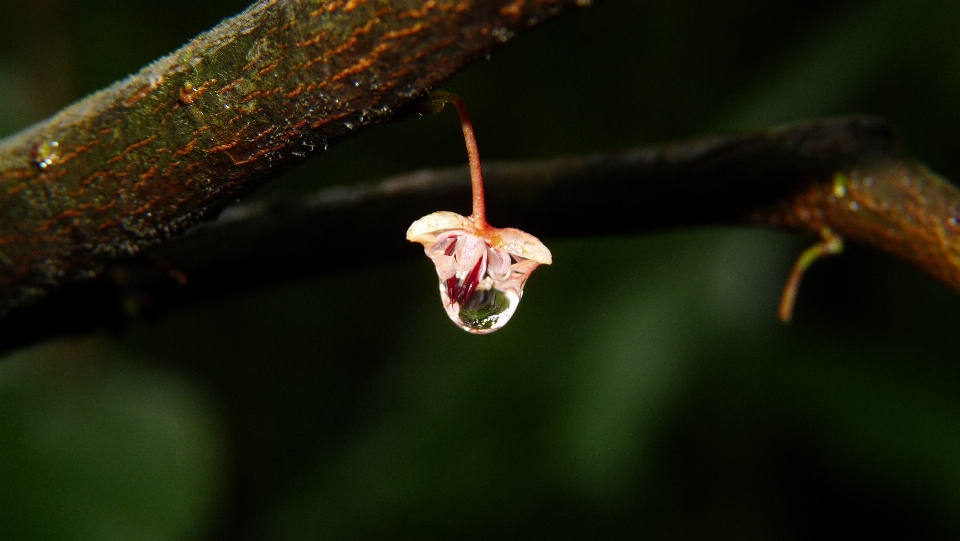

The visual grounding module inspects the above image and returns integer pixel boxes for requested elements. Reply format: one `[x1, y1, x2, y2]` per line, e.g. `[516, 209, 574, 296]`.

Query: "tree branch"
[5, 115, 960, 355]
[0, 0, 582, 314]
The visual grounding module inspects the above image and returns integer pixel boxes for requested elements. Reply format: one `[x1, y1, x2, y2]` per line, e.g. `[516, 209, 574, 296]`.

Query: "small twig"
[778, 228, 844, 323]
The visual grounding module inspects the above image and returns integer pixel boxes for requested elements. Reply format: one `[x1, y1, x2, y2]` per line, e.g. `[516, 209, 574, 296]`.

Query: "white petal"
[455, 234, 487, 277]
[406, 211, 475, 244]
[432, 254, 457, 280]
[489, 228, 552, 264]
[486, 247, 512, 281]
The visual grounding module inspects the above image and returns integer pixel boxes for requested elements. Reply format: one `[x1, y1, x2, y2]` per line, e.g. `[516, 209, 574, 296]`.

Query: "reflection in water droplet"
[454, 284, 517, 333]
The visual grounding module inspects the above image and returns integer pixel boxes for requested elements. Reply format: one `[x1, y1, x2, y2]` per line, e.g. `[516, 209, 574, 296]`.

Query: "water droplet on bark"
[32, 140, 59, 169]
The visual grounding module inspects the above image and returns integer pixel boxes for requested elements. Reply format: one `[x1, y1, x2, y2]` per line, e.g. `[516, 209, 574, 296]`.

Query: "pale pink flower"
[407, 211, 551, 333]
[406, 92, 551, 334]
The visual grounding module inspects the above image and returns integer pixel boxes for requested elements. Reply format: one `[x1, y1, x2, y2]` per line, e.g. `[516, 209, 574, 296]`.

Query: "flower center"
[448, 256, 484, 305]
[440, 233, 488, 306]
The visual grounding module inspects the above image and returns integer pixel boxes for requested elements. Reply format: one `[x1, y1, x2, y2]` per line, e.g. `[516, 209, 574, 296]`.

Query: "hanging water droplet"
[432, 247, 531, 335]
[407, 212, 551, 335]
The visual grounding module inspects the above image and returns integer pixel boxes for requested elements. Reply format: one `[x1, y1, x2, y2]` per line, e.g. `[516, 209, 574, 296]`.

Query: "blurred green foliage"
[2, 0, 960, 539]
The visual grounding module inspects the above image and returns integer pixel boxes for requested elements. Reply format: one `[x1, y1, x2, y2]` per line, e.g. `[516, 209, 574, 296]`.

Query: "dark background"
[2, 0, 960, 539]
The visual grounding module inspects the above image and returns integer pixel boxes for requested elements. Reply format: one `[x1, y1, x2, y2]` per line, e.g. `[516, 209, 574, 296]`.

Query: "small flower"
[407, 92, 551, 334]
[407, 211, 551, 333]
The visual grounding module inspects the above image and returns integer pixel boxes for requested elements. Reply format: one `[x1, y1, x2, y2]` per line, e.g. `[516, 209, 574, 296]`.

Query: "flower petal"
[489, 228, 552, 265]
[486, 247, 512, 281]
[406, 211, 475, 244]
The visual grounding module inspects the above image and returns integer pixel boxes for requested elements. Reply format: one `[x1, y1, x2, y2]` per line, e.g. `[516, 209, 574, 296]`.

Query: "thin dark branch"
[5, 115, 960, 355]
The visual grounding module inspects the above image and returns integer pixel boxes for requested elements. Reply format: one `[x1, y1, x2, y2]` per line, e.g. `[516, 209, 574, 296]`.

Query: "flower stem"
[453, 97, 487, 228]
[432, 93, 486, 229]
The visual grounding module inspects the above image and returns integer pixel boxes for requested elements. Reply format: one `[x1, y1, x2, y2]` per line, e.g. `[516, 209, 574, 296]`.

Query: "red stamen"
[443, 236, 458, 256]
[457, 257, 485, 304]
[446, 276, 457, 302]
[443, 236, 459, 301]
